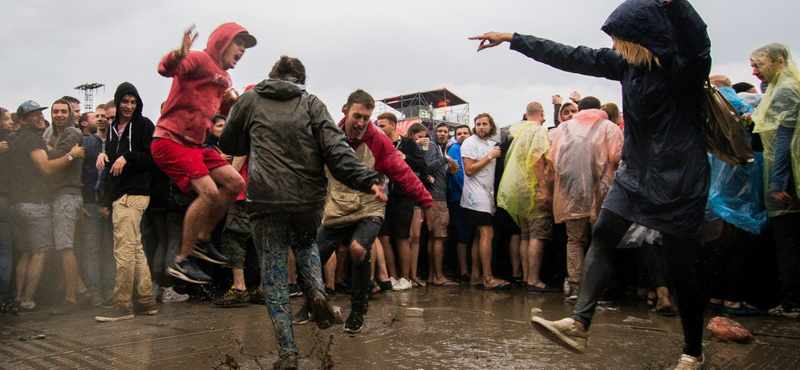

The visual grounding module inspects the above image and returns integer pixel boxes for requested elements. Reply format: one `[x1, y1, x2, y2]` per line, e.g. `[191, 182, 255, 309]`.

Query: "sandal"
[432, 280, 459, 287]
[724, 302, 762, 316]
[651, 287, 675, 316]
[484, 277, 512, 291]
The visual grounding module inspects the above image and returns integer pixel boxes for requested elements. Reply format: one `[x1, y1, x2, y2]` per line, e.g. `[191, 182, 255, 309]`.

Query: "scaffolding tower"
[74, 83, 105, 112]
[376, 88, 469, 135]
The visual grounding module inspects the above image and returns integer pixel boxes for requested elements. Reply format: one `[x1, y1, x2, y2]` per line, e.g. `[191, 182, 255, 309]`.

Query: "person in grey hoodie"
[220, 56, 386, 370]
[47, 99, 87, 315]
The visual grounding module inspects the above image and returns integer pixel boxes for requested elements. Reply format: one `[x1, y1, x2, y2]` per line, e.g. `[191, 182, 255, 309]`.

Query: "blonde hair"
[612, 37, 660, 70]
[750, 43, 791, 84]
[709, 75, 732, 88]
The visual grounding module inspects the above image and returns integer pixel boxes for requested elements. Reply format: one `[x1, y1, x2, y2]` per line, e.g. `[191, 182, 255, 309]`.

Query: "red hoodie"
[155, 22, 250, 147]
[339, 118, 433, 209]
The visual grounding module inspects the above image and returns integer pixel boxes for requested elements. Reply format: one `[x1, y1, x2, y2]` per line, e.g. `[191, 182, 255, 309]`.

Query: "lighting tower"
[74, 83, 105, 112]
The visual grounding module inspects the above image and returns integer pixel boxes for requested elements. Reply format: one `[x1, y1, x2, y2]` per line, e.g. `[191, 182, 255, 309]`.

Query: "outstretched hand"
[468, 32, 514, 51]
[176, 24, 198, 59]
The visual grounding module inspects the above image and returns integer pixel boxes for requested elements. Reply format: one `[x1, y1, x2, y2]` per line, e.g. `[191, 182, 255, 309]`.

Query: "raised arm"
[158, 25, 200, 77]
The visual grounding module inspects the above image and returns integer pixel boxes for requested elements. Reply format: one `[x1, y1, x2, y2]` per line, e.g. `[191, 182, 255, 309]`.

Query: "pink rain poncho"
[497, 120, 551, 224]
[547, 109, 623, 223]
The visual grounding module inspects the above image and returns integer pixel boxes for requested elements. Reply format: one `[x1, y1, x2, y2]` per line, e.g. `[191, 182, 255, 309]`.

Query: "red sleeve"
[158, 50, 198, 77]
[369, 133, 434, 208]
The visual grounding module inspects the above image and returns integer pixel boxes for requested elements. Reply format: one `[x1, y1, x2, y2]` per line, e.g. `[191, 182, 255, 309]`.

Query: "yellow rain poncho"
[751, 43, 800, 217]
[497, 120, 551, 224]
[547, 109, 623, 224]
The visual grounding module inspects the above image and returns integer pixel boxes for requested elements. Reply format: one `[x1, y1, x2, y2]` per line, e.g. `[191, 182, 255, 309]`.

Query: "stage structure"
[74, 83, 105, 112]
[376, 88, 469, 135]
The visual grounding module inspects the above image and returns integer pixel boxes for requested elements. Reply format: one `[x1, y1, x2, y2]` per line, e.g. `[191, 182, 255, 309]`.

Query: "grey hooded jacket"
[220, 78, 380, 218]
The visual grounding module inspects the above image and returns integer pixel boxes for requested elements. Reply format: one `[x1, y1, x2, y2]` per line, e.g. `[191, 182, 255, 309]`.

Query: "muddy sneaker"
[344, 310, 365, 333]
[531, 317, 588, 353]
[134, 303, 158, 315]
[272, 352, 298, 370]
[768, 305, 800, 319]
[192, 240, 229, 265]
[248, 289, 266, 305]
[674, 354, 705, 370]
[98, 297, 115, 309]
[309, 290, 336, 330]
[95, 307, 134, 322]
[167, 256, 212, 284]
[161, 287, 190, 303]
[49, 301, 80, 316]
[215, 287, 250, 308]
[293, 304, 313, 325]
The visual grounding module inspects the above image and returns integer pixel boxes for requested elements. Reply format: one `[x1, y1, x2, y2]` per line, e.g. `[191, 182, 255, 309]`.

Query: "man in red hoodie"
[151, 23, 256, 284]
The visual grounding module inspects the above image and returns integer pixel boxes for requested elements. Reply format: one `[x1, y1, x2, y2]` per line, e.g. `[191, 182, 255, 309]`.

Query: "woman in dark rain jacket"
[471, 0, 710, 368]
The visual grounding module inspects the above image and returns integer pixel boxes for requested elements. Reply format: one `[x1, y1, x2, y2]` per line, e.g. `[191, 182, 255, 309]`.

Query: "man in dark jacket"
[375, 112, 427, 291]
[471, 0, 711, 367]
[425, 122, 459, 286]
[219, 58, 387, 369]
[94, 82, 158, 322]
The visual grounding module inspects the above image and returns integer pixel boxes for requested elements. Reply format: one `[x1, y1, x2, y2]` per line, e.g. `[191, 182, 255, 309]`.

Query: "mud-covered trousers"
[251, 210, 326, 358]
[572, 209, 705, 357]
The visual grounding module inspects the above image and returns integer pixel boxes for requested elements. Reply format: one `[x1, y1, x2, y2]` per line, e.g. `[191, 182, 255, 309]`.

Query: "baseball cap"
[236, 32, 257, 48]
[16, 100, 48, 118]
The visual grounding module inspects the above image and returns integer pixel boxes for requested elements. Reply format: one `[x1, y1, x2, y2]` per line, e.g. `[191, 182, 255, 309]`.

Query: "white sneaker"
[390, 277, 399, 288]
[674, 354, 705, 370]
[393, 278, 413, 291]
[161, 287, 190, 303]
[531, 317, 588, 353]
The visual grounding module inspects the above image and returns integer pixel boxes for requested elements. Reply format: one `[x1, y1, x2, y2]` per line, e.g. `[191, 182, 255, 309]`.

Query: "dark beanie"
[732, 82, 755, 94]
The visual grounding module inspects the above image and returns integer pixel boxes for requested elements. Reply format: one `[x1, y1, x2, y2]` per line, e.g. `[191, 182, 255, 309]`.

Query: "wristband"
[66, 153, 74, 162]
[487, 154, 493, 160]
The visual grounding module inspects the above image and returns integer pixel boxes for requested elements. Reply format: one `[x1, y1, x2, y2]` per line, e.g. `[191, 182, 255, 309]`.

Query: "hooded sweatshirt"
[155, 23, 251, 148]
[47, 102, 84, 197]
[423, 122, 450, 201]
[101, 82, 155, 206]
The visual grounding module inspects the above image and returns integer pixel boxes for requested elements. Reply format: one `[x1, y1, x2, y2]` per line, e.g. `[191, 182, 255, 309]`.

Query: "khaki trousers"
[111, 195, 155, 310]
[565, 217, 591, 288]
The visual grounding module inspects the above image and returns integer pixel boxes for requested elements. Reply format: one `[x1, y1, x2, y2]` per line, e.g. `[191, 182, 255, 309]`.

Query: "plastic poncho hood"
[497, 120, 550, 223]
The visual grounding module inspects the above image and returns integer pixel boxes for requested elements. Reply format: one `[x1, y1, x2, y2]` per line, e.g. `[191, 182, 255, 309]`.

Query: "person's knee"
[350, 242, 368, 263]
[223, 176, 245, 198]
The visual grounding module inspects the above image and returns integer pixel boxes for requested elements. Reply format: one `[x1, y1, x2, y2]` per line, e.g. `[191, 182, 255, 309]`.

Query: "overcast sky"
[2, 0, 798, 129]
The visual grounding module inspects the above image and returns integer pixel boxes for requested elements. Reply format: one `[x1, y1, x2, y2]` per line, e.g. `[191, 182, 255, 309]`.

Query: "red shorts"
[151, 138, 230, 193]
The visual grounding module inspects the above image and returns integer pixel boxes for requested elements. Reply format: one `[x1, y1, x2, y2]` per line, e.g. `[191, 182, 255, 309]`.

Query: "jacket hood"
[204, 22, 252, 67]
[254, 78, 305, 101]
[572, 109, 609, 124]
[50, 99, 76, 138]
[601, 0, 677, 58]
[113, 82, 144, 122]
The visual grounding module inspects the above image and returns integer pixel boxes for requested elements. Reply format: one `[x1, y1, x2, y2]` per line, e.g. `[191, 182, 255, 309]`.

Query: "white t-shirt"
[460, 135, 497, 214]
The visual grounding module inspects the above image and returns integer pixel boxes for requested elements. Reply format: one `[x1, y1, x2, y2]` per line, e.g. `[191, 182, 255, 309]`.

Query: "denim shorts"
[11, 203, 54, 254]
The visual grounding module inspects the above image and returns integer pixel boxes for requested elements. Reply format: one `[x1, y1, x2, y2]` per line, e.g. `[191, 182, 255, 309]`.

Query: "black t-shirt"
[10, 127, 49, 204]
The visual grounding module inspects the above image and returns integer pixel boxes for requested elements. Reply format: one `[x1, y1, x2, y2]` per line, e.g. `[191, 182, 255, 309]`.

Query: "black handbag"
[701, 81, 755, 167]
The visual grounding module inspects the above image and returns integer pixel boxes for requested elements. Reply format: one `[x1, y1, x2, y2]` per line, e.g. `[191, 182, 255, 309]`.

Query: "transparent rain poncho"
[705, 154, 767, 234]
[497, 120, 551, 224]
[751, 43, 800, 217]
[547, 109, 624, 223]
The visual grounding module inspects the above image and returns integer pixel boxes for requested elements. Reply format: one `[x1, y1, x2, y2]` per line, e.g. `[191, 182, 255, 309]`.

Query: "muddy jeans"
[251, 211, 325, 358]
[111, 195, 155, 310]
[565, 217, 591, 287]
[572, 209, 705, 357]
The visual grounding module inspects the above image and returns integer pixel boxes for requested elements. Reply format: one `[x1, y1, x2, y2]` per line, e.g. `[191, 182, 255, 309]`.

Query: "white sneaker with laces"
[674, 354, 704, 370]
[161, 287, 190, 303]
[531, 316, 588, 352]
[397, 278, 413, 291]
[390, 277, 398, 288]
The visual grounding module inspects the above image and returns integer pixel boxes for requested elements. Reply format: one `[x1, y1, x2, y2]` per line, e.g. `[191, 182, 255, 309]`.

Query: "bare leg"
[526, 239, 546, 287]
[372, 240, 389, 282]
[478, 225, 504, 286]
[379, 236, 397, 279]
[335, 245, 348, 284]
[470, 233, 482, 285]
[457, 242, 469, 276]
[287, 248, 297, 285]
[396, 237, 411, 281]
[22, 252, 46, 303]
[179, 167, 244, 259]
[60, 249, 80, 303]
[427, 237, 435, 283]
[408, 209, 424, 285]
[324, 252, 336, 291]
[232, 268, 246, 291]
[431, 238, 452, 284]
[520, 239, 530, 282]
[15, 253, 30, 301]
